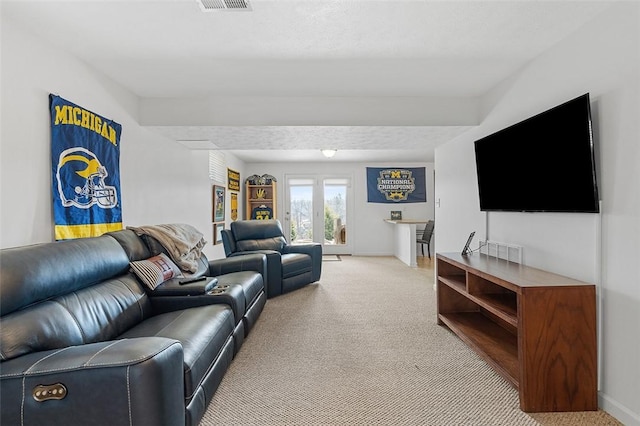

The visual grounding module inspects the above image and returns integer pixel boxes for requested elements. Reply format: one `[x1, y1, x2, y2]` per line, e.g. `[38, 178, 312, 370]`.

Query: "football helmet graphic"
[56, 147, 118, 208]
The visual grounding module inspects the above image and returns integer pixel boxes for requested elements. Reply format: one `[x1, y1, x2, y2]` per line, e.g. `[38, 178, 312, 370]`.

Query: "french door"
[284, 174, 353, 255]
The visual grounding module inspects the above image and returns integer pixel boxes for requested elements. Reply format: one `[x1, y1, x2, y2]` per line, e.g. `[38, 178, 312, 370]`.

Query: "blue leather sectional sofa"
[0, 228, 268, 426]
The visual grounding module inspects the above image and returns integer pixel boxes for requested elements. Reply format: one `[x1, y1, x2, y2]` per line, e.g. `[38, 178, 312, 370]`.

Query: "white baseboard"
[599, 392, 640, 426]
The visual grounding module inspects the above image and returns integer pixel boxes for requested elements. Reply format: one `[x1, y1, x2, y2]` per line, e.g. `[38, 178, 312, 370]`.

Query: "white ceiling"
[2, 0, 614, 162]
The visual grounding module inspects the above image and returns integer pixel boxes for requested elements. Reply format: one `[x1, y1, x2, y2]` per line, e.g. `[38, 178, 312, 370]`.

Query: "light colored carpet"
[200, 256, 620, 425]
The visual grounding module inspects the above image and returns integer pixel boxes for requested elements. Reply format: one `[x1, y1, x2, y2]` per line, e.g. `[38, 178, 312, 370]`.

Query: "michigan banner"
[367, 167, 426, 203]
[50, 94, 123, 240]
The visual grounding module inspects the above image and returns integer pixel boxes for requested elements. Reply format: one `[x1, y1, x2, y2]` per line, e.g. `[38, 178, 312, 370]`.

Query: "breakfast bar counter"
[384, 219, 428, 267]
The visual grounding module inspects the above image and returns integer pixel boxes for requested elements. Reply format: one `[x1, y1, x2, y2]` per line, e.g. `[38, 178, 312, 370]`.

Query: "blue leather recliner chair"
[221, 219, 322, 298]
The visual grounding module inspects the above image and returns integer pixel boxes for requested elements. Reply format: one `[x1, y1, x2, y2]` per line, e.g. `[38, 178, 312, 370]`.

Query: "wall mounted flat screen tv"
[474, 93, 599, 213]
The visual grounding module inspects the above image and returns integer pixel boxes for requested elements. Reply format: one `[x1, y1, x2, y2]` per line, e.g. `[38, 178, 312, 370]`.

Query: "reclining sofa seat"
[221, 219, 322, 298]
[107, 229, 268, 352]
[0, 229, 267, 426]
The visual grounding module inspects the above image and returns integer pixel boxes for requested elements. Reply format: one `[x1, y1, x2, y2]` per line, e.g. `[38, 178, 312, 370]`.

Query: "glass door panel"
[323, 179, 348, 247]
[288, 178, 314, 245]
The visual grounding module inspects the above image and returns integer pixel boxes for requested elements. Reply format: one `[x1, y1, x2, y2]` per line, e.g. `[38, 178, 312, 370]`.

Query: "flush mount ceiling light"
[321, 149, 337, 158]
[197, 0, 252, 12]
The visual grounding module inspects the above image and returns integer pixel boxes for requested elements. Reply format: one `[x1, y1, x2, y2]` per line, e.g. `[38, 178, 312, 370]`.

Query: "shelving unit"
[245, 181, 276, 220]
[436, 252, 597, 412]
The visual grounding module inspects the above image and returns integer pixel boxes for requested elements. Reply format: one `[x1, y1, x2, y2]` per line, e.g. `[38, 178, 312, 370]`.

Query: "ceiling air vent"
[197, 0, 252, 12]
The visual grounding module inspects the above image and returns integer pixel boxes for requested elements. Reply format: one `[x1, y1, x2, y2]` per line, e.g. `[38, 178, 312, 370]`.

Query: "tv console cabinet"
[436, 252, 597, 412]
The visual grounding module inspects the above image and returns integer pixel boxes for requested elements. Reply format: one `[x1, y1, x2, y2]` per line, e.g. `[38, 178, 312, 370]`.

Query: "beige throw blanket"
[128, 224, 206, 273]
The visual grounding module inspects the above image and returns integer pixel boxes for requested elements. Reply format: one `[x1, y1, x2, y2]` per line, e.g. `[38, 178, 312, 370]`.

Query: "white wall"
[245, 161, 434, 256]
[209, 152, 247, 259]
[0, 16, 223, 259]
[435, 4, 639, 424]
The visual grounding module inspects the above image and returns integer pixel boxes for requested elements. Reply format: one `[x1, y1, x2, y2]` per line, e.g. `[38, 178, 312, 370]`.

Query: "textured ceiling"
[2, 0, 614, 162]
[153, 125, 472, 162]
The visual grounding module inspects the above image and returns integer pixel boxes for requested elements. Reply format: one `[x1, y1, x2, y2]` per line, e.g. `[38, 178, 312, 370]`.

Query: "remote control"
[179, 276, 207, 285]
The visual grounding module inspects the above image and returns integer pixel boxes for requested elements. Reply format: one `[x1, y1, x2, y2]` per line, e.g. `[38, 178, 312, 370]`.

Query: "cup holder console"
[207, 284, 231, 295]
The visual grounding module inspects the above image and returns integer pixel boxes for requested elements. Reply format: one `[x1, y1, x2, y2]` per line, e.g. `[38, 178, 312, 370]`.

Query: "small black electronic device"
[461, 232, 475, 256]
[152, 277, 218, 296]
[179, 276, 207, 285]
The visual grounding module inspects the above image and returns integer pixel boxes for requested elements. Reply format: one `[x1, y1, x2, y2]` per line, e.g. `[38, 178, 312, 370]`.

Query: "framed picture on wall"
[213, 185, 225, 222]
[230, 192, 238, 221]
[213, 223, 225, 245]
[227, 168, 240, 192]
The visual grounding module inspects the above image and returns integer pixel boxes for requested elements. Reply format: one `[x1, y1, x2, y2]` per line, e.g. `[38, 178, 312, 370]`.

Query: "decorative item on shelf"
[461, 231, 475, 256]
[261, 174, 276, 184]
[390, 211, 402, 220]
[251, 204, 273, 220]
[256, 188, 266, 199]
[246, 174, 260, 185]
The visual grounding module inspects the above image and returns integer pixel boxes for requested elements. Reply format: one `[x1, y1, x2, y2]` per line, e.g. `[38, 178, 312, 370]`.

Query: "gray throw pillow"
[130, 253, 182, 290]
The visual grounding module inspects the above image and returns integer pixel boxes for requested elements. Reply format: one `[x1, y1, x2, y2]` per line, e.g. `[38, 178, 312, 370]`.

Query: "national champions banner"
[367, 167, 426, 203]
[50, 94, 123, 240]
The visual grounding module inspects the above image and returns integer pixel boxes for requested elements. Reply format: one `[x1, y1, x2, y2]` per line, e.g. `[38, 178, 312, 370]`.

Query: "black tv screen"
[474, 94, 599, 213]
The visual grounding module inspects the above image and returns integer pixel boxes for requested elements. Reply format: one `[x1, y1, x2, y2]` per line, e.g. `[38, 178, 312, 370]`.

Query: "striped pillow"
[130, 253, 181, 290]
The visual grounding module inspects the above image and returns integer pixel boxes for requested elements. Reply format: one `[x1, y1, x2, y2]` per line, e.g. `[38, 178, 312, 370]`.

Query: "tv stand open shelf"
[436, 253, 597, 412]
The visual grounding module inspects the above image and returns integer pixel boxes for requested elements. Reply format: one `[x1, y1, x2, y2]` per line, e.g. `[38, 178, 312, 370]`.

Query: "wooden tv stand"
[436, 252, 597, 412]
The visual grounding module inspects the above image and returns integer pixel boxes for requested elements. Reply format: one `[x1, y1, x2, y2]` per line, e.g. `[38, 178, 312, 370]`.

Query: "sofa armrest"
[222, 251, 283, 297]
[1, 338, 185, 426]
[283, 243, 321, 256]
[208, 252, 269, 291]
[283, 243, 323, 282]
